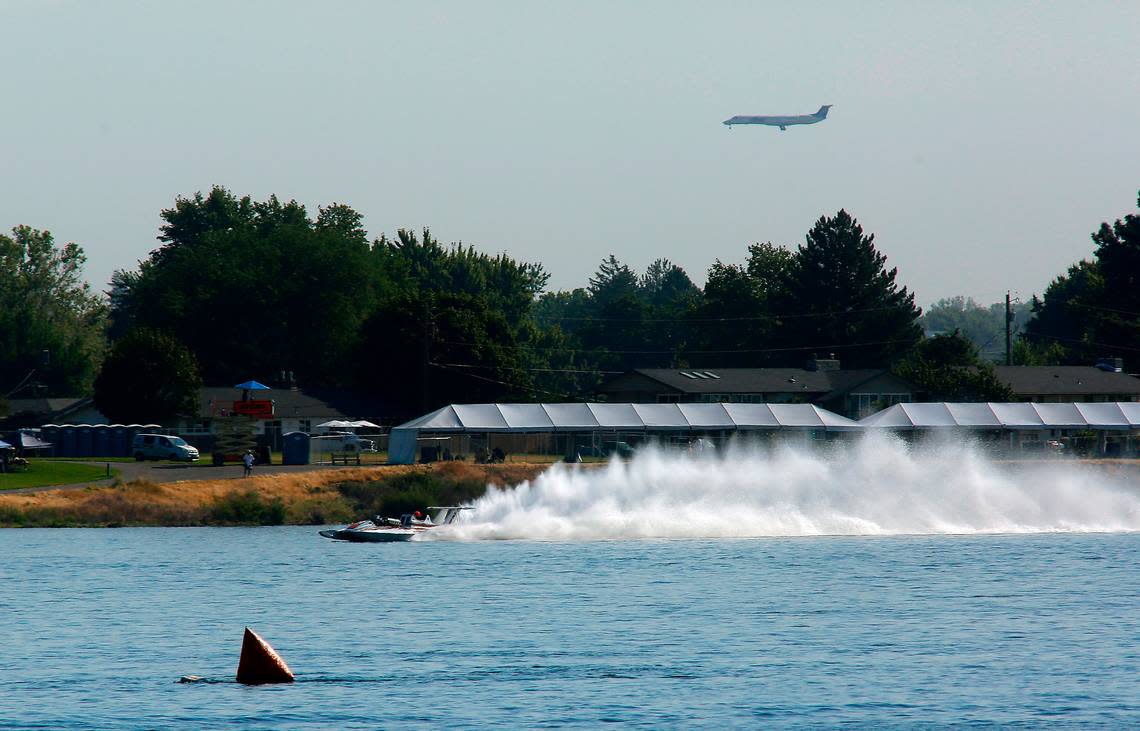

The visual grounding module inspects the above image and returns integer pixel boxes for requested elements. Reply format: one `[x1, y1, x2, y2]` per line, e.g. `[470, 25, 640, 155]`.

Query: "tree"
[782, 210, 922, 368]
[1022, 192, 1140, 368]
[637, 258, 700, 367]
[921, 296, 1032, 362]
[1022, 260, 1103, 365]
[577, 255, 648, 370]
[1088, 192, 1140, 365]
[893, 332, 1014, 402]
[357, 229, 550, 415]
[688, 261, 767, 367]
[110, 187, 384, 387]
[93, 328, 201, 423]
[0, 226, 106, 396]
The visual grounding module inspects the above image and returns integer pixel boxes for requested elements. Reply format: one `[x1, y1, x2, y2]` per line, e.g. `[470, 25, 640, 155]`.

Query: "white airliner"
[723, 105, 832, 131]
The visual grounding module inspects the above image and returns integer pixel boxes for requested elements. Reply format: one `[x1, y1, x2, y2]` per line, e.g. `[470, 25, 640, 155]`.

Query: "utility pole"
[421, 298, 433, 412]
[1005, 290, 1013, 366]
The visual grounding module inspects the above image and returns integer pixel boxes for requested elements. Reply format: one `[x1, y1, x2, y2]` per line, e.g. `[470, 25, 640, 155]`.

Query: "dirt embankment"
[0, 462, 554, 528]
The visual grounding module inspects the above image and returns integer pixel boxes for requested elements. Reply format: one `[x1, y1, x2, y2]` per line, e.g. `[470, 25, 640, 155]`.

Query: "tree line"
[2, 186, 1137, 423]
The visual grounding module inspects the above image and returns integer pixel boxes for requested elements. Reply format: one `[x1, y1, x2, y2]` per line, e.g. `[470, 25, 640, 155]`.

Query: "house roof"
[5, 397, 90, 417]
[610, 368, 911, 397]
[199, 387, 388, 421]
[992, 366, 1140, 396]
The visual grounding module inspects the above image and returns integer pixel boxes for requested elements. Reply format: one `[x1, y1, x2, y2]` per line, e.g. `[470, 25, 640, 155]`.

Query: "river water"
[4, 438, 1140, 728]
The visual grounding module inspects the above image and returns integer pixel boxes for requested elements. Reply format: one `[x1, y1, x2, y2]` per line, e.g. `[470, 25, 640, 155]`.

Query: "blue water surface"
[2, 528, 1139, 729]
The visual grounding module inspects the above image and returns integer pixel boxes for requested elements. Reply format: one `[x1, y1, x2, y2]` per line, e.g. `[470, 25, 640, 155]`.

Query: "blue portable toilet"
[59, 425, 77, 457]
[282, 432, 311, 465]
[111, 425, 128, 457]
[76, 425, 93, 456]
[93, 425, 110, 456]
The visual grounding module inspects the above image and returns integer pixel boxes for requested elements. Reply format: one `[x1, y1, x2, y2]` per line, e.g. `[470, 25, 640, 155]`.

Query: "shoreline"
[0, 462, 555, 528]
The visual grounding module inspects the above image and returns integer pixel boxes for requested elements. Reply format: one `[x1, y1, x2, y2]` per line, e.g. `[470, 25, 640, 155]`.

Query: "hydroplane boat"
[319, 506, 471, 542]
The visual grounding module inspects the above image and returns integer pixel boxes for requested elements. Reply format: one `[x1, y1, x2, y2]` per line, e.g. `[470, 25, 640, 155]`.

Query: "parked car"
[132, 433, 200, 462]
[315, 432, 375, 454]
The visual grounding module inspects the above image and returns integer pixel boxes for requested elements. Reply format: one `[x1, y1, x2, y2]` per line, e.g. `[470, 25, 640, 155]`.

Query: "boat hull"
[319, 527, 417, 542]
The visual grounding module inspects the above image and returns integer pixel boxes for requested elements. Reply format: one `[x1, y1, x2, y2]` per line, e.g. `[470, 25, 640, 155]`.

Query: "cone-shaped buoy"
[235, 627, 295, 685]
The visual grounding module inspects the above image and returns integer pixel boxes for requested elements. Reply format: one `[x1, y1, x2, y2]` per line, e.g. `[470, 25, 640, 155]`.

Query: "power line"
[427, 362, 580, 400]
[435, 362, 622, 375]
[436, 337, 918, 356]
[529, 304, 915, 325]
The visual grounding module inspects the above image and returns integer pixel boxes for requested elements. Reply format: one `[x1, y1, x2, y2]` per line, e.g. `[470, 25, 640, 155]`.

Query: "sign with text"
[232, 399, 275, 418]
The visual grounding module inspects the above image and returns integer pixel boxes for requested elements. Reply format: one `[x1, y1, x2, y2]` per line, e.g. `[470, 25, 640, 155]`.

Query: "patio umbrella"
[316, 420, 353, 428]
[234, 380, 271, 390]
[0, 439, 11, 449]
[349, 420, 380, 428]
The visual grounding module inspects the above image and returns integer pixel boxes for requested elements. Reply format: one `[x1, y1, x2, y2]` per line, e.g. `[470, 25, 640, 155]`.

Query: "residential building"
[992, 366, 1140, 403]
[595, 359, 920, 419]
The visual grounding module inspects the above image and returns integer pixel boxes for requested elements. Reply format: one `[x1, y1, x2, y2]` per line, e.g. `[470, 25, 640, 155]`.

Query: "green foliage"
[110, 186, 382, 388]
[0, 226, 107, 396]
[921, 296, 1032, 362]
[209, 490, 286, 525]
[1011, 337, 1068, 366]
[335, 470, 489, 518]
[357, 228, 550, 414]
[893, 332, 1015, 402]
[1023, 192, 1140, 368]
[93, 328, 202, 423]
[782, 210, 922, 368]
[1022, 260, 1103, 365]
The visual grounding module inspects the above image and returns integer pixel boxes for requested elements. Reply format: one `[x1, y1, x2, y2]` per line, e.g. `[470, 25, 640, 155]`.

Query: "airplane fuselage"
[723, 105, 832, 131]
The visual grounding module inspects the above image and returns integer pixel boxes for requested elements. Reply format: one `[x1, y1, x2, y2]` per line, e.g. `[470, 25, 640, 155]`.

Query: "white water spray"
[430, 434, 1140, 540]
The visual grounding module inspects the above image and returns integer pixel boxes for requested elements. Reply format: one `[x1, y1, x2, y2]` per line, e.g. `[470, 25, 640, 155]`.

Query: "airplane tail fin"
[815, 105, 832, 118]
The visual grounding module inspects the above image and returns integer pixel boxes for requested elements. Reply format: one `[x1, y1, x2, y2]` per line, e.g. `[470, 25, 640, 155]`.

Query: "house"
[172, 386, 390, 450]
[595, 359, 921, 419]
[0, 397, 106, 430]
[992, 365, 1140, 403]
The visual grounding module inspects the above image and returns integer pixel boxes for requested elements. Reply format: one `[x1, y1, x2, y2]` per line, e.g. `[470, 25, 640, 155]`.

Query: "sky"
[2, 1, 1138, 309]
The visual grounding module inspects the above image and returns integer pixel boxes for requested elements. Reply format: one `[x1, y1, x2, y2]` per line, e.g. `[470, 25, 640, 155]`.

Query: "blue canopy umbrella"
[234, 380, 270, 390]
[0, 439, 11, 449]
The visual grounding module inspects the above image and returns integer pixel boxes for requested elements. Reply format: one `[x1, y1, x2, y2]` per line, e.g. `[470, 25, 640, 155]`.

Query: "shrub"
[210, 490, 285, 525]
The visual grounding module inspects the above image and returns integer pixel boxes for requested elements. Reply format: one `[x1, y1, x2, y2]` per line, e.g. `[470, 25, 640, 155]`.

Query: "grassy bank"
[0, 462, 117, 491]
[0, 461, 552, 528]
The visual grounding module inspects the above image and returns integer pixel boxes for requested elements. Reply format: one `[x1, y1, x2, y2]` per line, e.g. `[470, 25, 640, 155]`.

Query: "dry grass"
[0, 462, 556, 528]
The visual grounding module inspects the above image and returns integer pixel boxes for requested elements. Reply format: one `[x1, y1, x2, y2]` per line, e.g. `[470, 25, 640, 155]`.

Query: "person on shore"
[242, 450, 254, 477]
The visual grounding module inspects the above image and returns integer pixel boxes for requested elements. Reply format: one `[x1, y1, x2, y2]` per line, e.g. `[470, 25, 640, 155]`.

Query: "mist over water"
[432, 434, 1140, 540]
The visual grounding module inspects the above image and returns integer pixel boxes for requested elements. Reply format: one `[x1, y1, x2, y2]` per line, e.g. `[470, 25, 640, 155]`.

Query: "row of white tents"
[387, 401, 1140, 464]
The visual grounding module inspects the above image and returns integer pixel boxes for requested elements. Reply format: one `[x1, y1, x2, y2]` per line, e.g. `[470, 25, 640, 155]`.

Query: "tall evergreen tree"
[782, 210, 921, 368]
[1088, 192, 1140, 366]
[1021, 260, 1102, 365]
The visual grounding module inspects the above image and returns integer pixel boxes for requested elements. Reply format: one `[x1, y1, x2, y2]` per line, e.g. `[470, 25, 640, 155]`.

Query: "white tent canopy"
[387, 402, 860, 464]
[860, 402, 1140, 431]
[315, 419, 379, 429]
[393, 402, 859, 433]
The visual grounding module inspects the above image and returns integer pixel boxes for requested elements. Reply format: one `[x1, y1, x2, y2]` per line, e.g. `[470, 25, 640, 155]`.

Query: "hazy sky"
[3, 1, 1138, 309]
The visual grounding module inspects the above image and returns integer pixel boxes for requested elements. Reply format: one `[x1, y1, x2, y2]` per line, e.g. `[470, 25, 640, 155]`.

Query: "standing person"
[242, 450, 254, 477]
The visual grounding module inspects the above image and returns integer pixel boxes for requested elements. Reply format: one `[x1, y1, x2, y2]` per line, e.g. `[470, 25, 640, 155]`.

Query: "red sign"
[232, 399, 275, 418]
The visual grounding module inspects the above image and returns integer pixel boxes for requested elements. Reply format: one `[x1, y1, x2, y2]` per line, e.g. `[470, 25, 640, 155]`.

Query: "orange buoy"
[235, 627, 295, 685]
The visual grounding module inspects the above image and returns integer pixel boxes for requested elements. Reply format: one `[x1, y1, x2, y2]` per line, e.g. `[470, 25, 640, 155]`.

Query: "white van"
[132, 433, 200, 462]
[315, 432, 375, 454]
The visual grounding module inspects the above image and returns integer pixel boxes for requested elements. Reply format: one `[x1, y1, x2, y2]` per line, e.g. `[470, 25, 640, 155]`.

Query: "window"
[847, 392, 912, 418]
